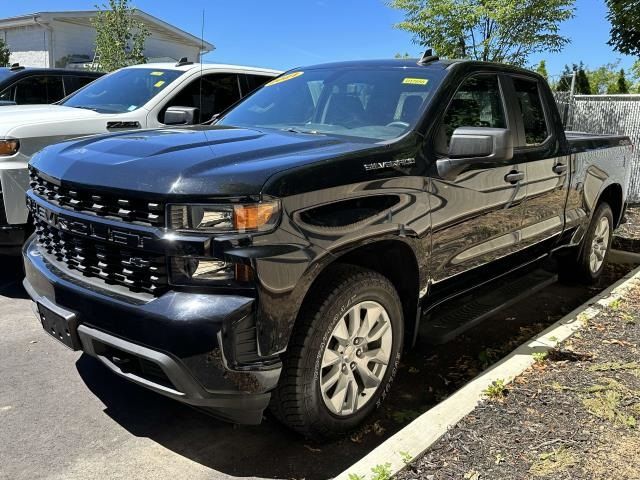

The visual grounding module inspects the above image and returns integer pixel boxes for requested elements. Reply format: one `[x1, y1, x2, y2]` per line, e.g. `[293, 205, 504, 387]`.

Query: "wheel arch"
[596, 182, 624, 228]
[296, 238, 423, 350]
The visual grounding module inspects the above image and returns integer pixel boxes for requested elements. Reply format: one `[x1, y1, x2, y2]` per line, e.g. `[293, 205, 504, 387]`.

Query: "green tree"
[575, 62, 591, 94]
[394, 52, 412, 58]
[614, 68, 629, 93]
[588, 60, 621, 94]
[555, 64, 573, 91]
[389, 0, 575, 67]
[91, 0, 150, 72]
[606, 0, 640, 57]
[0, 38, 10, 67]
[535, 59, 548, 80]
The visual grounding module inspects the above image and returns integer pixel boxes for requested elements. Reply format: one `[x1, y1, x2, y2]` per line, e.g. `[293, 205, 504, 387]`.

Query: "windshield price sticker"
[266, 71, 304, 86]
[154, 80, 166, 88]
[402, 78, 429, 85]
[150, 71, 164, 76]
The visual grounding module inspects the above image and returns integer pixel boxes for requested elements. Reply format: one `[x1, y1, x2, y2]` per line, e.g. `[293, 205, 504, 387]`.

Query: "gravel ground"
[613, 205, 640, 251]
[398, 283, 640, 480]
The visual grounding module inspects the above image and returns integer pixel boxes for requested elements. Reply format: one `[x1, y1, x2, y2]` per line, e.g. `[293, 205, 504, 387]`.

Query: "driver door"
[429, 74, 528, 286]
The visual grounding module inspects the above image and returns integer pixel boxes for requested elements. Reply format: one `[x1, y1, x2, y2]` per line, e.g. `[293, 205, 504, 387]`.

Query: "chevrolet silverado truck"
[23, 56, 632, 438]
[0, 60, 280, 254]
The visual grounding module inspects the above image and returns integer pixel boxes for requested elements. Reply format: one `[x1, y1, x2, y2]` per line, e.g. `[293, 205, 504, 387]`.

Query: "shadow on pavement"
[76, 354, 359, 479]
[0, 255, 28, 299]
[74, 261, 637, 479]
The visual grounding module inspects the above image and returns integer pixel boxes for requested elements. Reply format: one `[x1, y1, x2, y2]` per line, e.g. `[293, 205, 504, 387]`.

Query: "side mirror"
[164, 106, 199, 125]
[436, 127, 513, 180]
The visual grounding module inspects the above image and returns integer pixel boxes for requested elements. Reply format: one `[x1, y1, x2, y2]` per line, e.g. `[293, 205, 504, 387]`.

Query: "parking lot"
[1, 254, 636, 480]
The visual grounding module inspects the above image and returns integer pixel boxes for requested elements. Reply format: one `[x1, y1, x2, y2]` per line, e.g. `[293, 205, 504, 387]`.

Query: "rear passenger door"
[508, 75, 570, 255]
[429, 74, 528, 284]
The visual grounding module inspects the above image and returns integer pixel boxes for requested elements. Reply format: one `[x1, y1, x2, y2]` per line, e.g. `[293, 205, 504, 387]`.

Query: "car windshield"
[0, 69, 14, 83]
[217, 66, 442, 141]
[61, 68, 183, 114]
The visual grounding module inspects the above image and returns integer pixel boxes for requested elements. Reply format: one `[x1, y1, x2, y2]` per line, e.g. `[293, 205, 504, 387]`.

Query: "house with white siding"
[0, 10, 214, 68]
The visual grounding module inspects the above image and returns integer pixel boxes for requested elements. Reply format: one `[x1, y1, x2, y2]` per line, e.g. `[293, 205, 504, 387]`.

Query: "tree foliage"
[91, 0, 150, 72]
[535, 60, 549, 80]
[390, 0, 575, 66]
[614, 69, 629, 93]
[0, 38, 10, 67]
[606, 0, 640, 57]
[555, 64, 573, 92]
[574, 62, 591, 94]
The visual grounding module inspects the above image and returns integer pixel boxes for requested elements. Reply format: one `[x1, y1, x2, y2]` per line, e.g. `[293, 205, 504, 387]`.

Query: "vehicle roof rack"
[175, 57, 194, 67]
[9, 63, 25, 71]
[417, 49, 439, 65]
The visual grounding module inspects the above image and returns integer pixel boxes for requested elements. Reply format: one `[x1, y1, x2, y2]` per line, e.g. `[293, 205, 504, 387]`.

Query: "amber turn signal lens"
[0, 139, 19, 156]
[233, 202, 278, 231]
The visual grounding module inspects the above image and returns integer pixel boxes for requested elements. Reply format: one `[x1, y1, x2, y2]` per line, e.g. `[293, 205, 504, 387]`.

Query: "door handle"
[504, 171, 525, 184]
[553, 163, 567, 174]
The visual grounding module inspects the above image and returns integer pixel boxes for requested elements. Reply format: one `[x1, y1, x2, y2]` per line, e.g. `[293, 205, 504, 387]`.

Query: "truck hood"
[30, 126, 380, 197]
[0, 105, 99, 130]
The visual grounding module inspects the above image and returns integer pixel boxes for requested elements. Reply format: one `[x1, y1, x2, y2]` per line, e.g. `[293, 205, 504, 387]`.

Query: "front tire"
[270, 265, 404, 439]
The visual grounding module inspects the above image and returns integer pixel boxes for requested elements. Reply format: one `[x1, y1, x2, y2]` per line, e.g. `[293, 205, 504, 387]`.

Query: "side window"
[14, 76, 48, 104]
[13, 76, 65, 104]
[243, 74, 273, 95]
[0, 85, 15, 103]
[46, 76, 65, 103]
[160, 73, 241, 124]
[63, 76, 97, 97]
[435, 75, 506, 153]
[512, 78, 549, 146]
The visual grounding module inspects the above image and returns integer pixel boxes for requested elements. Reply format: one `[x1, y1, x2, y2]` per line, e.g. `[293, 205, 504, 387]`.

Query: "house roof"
[0, 10, 214, 54]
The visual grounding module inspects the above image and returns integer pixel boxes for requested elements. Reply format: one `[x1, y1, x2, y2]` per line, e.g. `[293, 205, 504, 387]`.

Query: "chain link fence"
[554, 93, 640, 204]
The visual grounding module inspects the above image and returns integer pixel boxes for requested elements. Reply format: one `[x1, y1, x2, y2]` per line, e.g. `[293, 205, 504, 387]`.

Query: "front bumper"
[23, 238, 281, 425]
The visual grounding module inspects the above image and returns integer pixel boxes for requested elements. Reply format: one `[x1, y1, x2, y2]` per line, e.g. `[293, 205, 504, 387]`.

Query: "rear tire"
[270, 265, 404, 439]
[561, 202, 613, 284]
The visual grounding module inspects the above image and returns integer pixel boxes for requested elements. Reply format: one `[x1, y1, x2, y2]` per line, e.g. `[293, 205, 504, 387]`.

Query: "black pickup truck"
[23, 57, 632, 439]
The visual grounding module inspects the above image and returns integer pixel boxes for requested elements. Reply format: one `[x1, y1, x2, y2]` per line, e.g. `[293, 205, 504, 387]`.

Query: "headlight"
[168, 200, 281, 233]
[0, 138, 19, 156]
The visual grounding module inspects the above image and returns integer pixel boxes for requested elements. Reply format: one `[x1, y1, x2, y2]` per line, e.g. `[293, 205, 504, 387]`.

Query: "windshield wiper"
[280, 127, 323, 135]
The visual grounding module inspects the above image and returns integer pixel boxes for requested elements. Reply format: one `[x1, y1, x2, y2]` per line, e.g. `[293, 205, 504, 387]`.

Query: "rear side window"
[63, 76, 98, 96]
[11, 75, 65, 104]
[435, 75, 506, 153]
[46, 76, 65, 102]
[243, 74, 273, 95]
[512, 78, 549, 146]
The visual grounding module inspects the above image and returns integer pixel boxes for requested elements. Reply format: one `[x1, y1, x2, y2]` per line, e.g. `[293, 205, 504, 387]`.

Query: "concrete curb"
[335, 258, 640, 480]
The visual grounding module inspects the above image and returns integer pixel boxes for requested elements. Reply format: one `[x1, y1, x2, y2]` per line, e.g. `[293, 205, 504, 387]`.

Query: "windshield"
[218, 67, 442, 140]
[62, 68, 183, 113]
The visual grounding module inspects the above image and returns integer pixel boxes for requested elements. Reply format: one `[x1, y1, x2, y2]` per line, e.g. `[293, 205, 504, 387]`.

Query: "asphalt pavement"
[0, 256, 348, 480]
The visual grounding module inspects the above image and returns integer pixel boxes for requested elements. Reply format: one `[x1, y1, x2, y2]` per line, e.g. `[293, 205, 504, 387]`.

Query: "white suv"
[0, 61, 281, 253]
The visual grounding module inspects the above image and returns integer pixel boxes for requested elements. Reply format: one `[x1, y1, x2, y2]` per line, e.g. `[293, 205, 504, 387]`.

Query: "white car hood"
[0, 105, 101, 130]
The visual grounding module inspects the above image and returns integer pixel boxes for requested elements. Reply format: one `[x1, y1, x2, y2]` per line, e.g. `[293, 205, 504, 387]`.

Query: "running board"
[420, 269, 558, 345]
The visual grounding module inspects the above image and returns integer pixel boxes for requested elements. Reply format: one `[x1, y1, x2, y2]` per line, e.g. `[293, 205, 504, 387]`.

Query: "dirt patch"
[613, 205, 640, 252]
[398, 284, 640, 480]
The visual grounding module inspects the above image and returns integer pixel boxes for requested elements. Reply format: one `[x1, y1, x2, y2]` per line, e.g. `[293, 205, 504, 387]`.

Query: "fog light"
[170, 257, 234, 285]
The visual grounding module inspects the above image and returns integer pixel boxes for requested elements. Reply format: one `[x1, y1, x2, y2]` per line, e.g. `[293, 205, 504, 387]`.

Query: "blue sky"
[6, 0, 637, 77]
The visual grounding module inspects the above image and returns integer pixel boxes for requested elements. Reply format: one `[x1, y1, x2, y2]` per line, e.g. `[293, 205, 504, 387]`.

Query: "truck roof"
[126, 62, 282, 76]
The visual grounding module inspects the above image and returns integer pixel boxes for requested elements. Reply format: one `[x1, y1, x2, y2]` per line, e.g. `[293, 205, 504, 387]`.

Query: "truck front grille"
[29, 169, 165, 227]
[35, 219, 167, 295]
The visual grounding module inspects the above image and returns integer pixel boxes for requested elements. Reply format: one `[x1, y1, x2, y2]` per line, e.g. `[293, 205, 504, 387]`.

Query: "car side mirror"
[436, 127, 513, 180]
[164, 106, 199, 125]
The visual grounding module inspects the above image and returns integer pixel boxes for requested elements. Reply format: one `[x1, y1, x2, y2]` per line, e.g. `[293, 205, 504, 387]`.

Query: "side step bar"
[420, 269, 558, 345]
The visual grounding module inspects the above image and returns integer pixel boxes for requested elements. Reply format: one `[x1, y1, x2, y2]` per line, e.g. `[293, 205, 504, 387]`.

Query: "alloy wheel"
[319, 301, 393, 416]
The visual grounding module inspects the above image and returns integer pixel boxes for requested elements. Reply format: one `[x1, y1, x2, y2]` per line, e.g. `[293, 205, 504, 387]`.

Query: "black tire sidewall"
[303, 274, 404, 435]
[580, 203, 614, 281]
